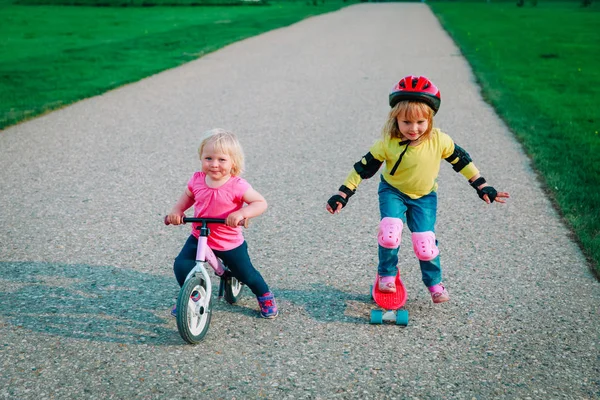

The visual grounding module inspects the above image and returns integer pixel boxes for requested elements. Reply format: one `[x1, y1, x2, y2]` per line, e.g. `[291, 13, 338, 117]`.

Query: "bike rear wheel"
[223, 275, 245, 304]
[176, 275, 212, 344]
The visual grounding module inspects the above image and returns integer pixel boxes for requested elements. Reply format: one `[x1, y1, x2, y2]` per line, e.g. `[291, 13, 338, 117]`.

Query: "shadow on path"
[276, 285, 372, 325]
[0, 262, 375, 347]
[0, 261, 180, 345]
[191, 283, 373, 325]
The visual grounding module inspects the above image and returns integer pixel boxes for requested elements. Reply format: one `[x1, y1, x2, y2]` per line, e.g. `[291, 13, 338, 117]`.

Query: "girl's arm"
[167, 189, 194, 225]
[327, 142, 386, 214]
[444, 141, 510, 204]
[226, 188, 268, 227]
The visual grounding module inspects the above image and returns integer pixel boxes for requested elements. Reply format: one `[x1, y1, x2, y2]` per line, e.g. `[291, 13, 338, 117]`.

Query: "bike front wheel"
[176, 275, 212, 344]
[223, 275, 245, 304]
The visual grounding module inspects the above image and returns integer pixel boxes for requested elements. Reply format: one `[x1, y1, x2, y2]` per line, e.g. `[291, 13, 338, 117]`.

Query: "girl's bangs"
[398, 101, 432, 120]
[208, 134, 237, 156]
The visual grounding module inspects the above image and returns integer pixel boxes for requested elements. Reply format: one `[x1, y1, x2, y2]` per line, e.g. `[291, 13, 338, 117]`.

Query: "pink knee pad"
[378, 217, 403, 249]
[412, 231, 439, 261]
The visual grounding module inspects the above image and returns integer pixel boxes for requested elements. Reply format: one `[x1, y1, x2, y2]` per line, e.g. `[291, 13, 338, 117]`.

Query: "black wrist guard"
[338, 185, 355, 198]
[470, 177, 498, 202]
[328, 185, 355, 210]
[328, 194, 348, 210]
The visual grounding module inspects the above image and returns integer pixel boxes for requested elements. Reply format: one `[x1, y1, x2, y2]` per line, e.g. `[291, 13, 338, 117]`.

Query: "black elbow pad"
[444, 144, 472, 172]
[353, 152, 383, 179]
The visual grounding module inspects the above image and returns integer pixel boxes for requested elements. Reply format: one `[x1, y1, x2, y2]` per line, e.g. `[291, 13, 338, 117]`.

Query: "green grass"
[0, 0, 354, 128]
[429, 1, 600, 277]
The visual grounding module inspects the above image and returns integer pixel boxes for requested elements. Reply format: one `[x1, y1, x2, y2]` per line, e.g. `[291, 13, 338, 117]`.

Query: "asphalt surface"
[1, 3, 598, 399]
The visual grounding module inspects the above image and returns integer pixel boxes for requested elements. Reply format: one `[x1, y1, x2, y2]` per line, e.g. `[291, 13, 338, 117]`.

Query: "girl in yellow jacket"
[326, 76, 510, 303]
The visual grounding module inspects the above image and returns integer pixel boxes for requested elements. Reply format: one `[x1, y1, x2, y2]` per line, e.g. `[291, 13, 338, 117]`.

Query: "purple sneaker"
[257, 292, 278, 319]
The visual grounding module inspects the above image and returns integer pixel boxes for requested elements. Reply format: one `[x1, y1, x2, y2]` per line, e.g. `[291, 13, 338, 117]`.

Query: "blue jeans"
[378, 178, 442, 287]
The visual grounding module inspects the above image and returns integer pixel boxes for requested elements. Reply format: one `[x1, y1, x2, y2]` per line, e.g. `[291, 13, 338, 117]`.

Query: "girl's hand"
[167, 190, 194, 225]
[167, 213, 185, 225]
[469, 176, 510, 204]
[487, 190, 510, 204]
[326, 192, 348, 214]
[476, 185, 510, 204]
[226, 211, 245, 227]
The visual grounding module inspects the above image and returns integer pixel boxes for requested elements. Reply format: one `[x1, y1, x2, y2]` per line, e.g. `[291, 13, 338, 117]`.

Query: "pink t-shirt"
[187, 172, 251, 251]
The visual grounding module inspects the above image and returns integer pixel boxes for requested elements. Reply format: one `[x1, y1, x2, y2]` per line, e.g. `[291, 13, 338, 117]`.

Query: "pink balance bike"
[164, 216, 246, 344]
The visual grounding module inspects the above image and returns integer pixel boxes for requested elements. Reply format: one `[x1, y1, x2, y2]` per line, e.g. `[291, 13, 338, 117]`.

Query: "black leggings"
[173, 235, 269, 297]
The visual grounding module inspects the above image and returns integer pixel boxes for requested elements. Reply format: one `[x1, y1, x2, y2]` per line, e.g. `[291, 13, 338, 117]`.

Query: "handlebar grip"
[163, 215, 189, 225]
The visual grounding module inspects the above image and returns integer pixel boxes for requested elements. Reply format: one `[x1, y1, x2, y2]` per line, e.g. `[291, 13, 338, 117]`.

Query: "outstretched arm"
[444, 143, 510, 204]
[326, 150, 383, 214]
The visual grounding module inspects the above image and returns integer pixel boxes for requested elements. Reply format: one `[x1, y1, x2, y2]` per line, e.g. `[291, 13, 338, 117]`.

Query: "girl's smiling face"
[397, 111, 429, 142]
[201, 142, 234, 183]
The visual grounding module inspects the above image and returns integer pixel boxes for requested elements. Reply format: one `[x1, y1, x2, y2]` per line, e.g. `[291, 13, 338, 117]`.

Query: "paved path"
[1, 3, 598, 399]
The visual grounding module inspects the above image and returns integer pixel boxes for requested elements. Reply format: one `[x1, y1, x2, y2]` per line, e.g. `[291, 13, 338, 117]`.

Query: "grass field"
[1, 0, 598, 276]
[430, 0, 600, 276]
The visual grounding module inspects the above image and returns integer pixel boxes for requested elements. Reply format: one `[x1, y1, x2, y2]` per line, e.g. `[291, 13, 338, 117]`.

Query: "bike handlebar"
[164, 216, 247, 226]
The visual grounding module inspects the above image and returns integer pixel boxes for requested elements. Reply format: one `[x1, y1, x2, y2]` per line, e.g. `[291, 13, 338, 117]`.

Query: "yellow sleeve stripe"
[343, 169, 362, 191]
[459, 163, 479, 181]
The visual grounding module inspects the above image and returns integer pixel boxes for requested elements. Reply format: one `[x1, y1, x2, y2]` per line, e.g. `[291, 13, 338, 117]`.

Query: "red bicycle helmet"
[389, 75, 441, 114]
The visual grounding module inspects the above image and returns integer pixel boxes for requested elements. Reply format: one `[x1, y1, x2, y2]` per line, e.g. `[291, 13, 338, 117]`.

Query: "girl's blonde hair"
[198, 128, 244, 176]
[381, 101, 434, 140]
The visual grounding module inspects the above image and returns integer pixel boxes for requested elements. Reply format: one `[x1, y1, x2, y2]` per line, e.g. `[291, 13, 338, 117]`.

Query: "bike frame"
[182, 217, 228, 297]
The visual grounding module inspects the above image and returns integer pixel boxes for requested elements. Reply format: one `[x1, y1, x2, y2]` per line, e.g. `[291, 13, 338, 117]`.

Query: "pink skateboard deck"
[372, 273, 407, 309]
[370, 272, 409, 325]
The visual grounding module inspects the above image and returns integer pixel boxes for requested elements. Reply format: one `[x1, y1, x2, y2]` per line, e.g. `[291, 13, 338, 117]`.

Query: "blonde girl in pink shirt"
[166, 129, 278, 319]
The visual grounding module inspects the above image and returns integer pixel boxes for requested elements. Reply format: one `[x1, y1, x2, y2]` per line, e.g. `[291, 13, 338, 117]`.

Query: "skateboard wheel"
[370, 309, 383, 324]
[369, 285, 374, 300]
[395, 310, 409, 326]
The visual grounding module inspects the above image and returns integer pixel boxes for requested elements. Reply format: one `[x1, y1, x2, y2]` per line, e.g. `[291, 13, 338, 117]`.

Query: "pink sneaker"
[428, 283, 449, 303]
[378, 276, 396, 293]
